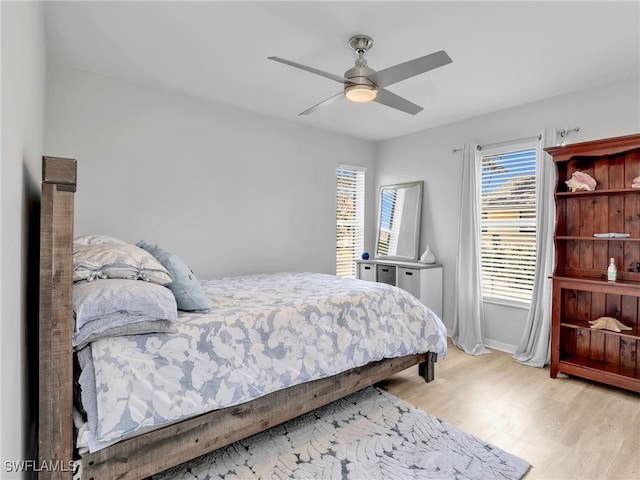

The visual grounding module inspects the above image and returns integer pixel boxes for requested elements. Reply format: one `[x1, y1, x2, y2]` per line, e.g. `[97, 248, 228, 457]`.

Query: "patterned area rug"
[154, 387, 530, 480]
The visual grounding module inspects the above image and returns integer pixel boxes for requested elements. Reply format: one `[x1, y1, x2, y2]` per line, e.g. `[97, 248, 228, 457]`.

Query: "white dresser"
[355, 259, 443, 319]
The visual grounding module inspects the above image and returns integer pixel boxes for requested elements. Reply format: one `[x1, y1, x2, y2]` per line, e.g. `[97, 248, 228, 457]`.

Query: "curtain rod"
[452, 127, 580, 153]
[451, 134, 539, 154]
[476, 134, 541, 151]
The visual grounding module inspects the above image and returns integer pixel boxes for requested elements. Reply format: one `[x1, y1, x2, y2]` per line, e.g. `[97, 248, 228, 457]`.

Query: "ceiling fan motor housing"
[344, 61, 377, 88]
[345, 35, 377, 89]
[344, 61, 377, 102]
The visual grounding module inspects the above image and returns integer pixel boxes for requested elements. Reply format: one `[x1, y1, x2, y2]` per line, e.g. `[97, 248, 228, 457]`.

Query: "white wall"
[1, 1, 46, 477]
[375, 77, 640, 351]
[45, 63, 640, 354]
[45, 63, 376, 279]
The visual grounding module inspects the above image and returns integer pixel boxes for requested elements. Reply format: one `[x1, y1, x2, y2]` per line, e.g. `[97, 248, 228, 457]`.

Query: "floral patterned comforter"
[77, 272, 447, 452]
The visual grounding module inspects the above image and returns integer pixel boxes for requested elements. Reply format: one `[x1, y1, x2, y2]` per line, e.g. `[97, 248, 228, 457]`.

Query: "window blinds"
[336, 166, 365, 278]
[480, 147, 537, 303]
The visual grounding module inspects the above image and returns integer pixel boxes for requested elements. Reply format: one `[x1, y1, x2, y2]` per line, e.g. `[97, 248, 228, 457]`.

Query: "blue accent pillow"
[136, 240, 211, 312]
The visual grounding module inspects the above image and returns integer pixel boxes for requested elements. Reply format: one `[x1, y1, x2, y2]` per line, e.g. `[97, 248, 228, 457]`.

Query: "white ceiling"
[43, 1, 640, 142]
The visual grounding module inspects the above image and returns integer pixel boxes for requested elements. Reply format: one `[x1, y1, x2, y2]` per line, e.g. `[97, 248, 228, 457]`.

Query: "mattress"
[77, 272, 447, 452]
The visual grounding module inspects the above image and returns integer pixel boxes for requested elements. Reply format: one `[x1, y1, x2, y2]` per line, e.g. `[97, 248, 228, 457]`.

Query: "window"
[479, 142, 537, 304]
[336, 165, 365, 278]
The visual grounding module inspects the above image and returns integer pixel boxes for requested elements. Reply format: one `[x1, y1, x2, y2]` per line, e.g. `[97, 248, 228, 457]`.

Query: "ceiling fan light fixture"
[345, 84, 377, 103]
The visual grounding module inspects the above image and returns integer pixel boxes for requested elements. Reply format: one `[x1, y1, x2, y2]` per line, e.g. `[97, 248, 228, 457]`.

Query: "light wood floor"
[378, 339, 640, 480]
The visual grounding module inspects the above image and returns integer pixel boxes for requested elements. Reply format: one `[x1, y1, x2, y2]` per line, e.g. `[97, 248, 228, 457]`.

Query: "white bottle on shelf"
[607, 258, 617, 282]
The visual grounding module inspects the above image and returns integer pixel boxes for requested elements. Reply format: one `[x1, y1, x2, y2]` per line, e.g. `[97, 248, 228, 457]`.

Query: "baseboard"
[446, 331, 517, 355]
[484, 339, 516, 355]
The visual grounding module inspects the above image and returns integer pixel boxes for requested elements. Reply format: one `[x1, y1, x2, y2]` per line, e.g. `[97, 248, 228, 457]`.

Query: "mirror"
[375, 181, 423, 262]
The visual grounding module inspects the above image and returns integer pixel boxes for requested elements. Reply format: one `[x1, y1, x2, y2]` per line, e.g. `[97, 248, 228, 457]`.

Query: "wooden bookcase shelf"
[547, 133, 640, 393]
[556, 236, 640, 242]
[552, 275, 640, 291]
[560, 318, 640, 340]
[557, 356, 639, 392]
[556, 188, 640, 197]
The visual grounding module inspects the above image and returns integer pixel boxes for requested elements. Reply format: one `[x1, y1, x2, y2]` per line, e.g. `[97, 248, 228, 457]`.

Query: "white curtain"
[513, 128, 557, 367]
[452, 144, 490, 355]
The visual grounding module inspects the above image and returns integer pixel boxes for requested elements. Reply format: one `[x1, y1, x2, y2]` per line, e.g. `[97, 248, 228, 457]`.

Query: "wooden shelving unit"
[547, 133, 640, 393]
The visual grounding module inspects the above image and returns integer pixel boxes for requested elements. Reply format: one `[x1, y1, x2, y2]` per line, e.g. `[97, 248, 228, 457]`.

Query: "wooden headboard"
[39, 156, 77, 479]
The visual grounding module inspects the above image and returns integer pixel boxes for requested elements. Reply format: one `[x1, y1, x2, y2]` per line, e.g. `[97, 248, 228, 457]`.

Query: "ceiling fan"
[268, 34, 452, 116]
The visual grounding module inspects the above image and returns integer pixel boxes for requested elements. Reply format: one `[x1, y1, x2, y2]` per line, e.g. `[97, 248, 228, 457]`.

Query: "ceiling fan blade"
[268, 57, 347, 84]
[368, 50, 452, 88]
[374, 88, 423, 115]
[299, 91, 344, 116]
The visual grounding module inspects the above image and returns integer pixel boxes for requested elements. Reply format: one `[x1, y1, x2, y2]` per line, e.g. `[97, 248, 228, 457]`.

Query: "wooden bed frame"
[38, 156, 438, 480]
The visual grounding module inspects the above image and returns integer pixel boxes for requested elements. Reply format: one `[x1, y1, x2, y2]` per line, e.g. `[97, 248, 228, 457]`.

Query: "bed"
[38, 156, 448, 480]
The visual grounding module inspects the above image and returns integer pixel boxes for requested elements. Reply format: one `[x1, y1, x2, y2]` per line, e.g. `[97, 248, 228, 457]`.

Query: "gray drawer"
[376, 264, 396, 286]
[398, 267, 420, 298]
[359, 263, 376, 282]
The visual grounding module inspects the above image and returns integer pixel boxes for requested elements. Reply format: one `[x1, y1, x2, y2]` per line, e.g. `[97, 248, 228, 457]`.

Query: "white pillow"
[74, 242, 172, 285]
[73, 279, 178, 349]
[74, 234, 128, 247]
